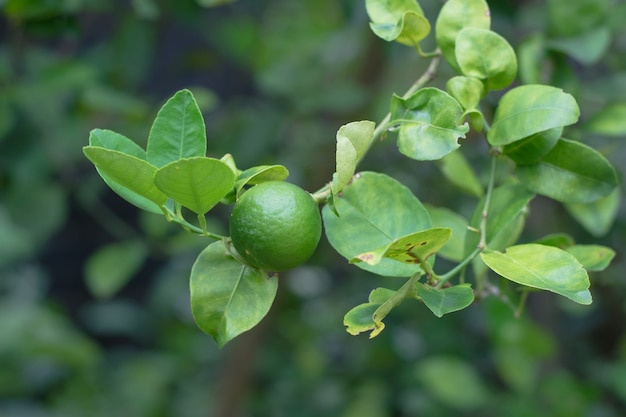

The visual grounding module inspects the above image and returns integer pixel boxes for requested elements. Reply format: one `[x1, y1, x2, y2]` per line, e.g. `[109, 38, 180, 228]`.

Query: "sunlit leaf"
[147, 89, 207, 167]
[344, 303, 380, 336]
[455, 28, 517, 91]
[416, 283, 474, 317]
[565, 245, 615, 272]
[445, 76, 484, 111]
[390, 88, 469, 161]
[333, 120, 375, 195]
[323, 171, 431, 277]
[516, 139, 618, 203]
[365, 0, 431, 47]
[83, 146, 167, 209]
[344, 278, 417, 338]
[481, 244, 592, 304]
[88, 130, 163, 214]
[488, 85, 579, 146]
[154, 157, 235, 215]
[190, 241, 278, 347]
[351, 228, 451, 266]
[435, 0, 491, 72]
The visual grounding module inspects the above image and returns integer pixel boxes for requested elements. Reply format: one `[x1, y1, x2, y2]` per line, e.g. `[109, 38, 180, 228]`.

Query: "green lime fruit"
[229, 181, 322, 271]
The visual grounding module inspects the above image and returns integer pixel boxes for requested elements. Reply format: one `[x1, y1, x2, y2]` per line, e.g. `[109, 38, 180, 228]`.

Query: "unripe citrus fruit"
[229, 181, 322, 271]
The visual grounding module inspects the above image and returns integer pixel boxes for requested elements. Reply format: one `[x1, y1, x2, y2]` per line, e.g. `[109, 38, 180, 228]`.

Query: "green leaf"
[465, 183, 535, 254]
[437, 150, 484, 197]
[503, 127, 562, 165]
[480, 244, 592, 305]
[154, 157, 235, 215]
[515, 139, 618, 204]
[365, 0, 431, 46]
[333, 121, 375, 196]
[344, 287, 396, 336]
[435, 0, 491, 72]
[585, 102, 626, 136]
[84, 241, 147, 299]
[344, 278, 417, 338]
[190, 241, 278, 347]
[390, 88, 469, 161]
[426, 205, 469, 262]
[415, 283, 474, 317]
[146, 89, 207, 168]
[88, 130, 163, 214]
[565, 245, 615, 272]
[445, 76, 484, 111]
[322, 171, 431, 277]
[370, 276, 418, 337]
[89, 128, 146, 157]
[351, 228, 451, 266]
[564, 188, 620, 237]
[547, 27, 611, 65]
[235, 164, 289, 195]
[455, 28, 517, 91]
[83, 146, 168, 209]
[488, 85, 579, 146]
[344, 303, 381, 336]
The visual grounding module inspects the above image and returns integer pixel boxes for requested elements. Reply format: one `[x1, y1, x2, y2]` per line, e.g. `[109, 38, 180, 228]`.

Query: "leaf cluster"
[83, 0, 620, 347]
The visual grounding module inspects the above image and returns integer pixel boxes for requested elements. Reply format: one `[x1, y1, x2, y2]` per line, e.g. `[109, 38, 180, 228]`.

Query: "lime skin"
[229, 181, 322, 271]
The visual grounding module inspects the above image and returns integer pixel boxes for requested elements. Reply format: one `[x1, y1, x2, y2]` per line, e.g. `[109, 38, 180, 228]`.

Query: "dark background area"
[1, 0, 626, 416]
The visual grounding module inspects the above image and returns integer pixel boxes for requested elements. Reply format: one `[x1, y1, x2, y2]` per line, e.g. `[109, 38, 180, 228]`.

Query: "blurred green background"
[1, 0, 626, 416]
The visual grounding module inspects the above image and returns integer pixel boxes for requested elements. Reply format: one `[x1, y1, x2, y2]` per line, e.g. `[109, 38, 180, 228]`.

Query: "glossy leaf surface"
[190, 241, 278, 347]
[323, 171, 431, 277]
[351, 228, 451, 266]
[488, 85, 579, 146]
[154, 157, 235, 215]
[147, 89, 207, 167]
[481, 244, 592, 304]
[445, 76, 484, 111]
[365, 0, 430, 46]
[390, 88, 469, 161]
[83, 146, 167, 209]
[455, 28, 517, 91]
[565, 245, 615, 272]
[435, 0, 490, 72]
[344, 287, 396, 337]
[88, 129, 162, 214]
[516, 139, 618, 203]
[333, 120, 375, 195]
[416, 283, 474, 317]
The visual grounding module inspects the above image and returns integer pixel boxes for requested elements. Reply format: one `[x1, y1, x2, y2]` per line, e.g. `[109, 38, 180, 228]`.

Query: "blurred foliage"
[1, 0, 625, 416]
